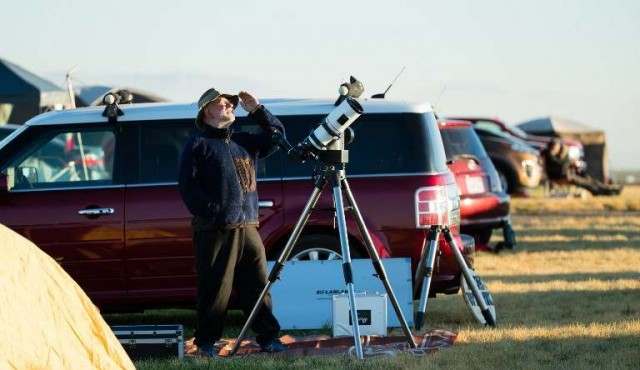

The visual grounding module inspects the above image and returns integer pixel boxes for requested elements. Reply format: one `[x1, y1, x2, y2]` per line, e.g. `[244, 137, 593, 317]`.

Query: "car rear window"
[440, 126, 488, 160]
[270, 112, 448, 177]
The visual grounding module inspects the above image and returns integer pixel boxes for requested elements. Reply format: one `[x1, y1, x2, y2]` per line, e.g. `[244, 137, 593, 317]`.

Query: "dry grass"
[512, 184, 640, 213]
[127, 186, 640, 369]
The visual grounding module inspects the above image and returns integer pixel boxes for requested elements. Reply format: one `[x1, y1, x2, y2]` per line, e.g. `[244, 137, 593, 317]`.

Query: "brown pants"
[567, 171, 621, 195]
[192, 226, 280, 346]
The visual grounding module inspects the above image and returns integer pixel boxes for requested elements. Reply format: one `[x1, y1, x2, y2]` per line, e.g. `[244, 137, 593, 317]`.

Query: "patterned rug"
[185, 329, 457, 358]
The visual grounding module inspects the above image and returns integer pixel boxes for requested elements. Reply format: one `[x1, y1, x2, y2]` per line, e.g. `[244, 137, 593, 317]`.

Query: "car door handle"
[258, 200, 274, 208]
[78, 207, 115, 216]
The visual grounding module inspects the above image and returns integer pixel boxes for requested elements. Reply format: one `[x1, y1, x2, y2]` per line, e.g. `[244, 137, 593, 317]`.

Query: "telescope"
[299, 97, 362, 153]
[272, 81, 364, 163]
[233, 76, 418, 359]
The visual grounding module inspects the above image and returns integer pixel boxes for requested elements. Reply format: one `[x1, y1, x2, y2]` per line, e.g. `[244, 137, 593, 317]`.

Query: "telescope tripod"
[230, 158, 417, 359]
[414, 225, 497, 330]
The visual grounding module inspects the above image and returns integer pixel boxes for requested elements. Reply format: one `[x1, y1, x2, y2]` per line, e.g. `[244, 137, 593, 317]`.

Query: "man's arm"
[238, 91, 285, 158]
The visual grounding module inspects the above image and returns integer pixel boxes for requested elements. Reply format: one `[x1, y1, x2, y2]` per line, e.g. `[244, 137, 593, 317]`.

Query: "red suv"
[438, 120, 515, 251]
[0, 98, 472, 310]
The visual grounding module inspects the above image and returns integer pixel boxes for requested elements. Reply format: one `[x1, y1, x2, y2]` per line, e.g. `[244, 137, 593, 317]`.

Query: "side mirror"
[15, 167, 38, 190]
[0, 167, 37, 191]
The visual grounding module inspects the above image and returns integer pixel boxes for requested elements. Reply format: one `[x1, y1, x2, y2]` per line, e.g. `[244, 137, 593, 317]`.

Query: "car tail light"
[415, 184, 460, 229]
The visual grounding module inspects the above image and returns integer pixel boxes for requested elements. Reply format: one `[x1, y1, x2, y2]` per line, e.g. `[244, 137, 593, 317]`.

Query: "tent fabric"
[0, 224, 134, 370]
[75, 85, 169, 107]
[517, 116, 609, 183]
[0, 59, 62, 94]
[73, 85, 112, 107]
[0, 58, 71, 124]
[517, 116, 605, 145]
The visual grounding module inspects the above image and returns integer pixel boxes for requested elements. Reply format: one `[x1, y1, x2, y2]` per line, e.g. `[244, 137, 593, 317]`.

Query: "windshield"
[440, 126, 488, 160]
[508, 124, 529, 139]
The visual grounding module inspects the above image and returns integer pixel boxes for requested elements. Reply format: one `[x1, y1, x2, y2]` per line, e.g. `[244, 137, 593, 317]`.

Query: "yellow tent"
[0, 224, 134, 369]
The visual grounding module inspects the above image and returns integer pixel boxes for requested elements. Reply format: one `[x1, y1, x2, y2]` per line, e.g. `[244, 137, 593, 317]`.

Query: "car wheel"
[496, 166, 518, 194]
[289, 234, 362, 261]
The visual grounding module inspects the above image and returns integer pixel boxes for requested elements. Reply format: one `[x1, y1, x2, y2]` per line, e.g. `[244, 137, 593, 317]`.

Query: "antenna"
[432, 86, 447, 117]
[371, 66, 406, 99]
[65, 65, 79, 109]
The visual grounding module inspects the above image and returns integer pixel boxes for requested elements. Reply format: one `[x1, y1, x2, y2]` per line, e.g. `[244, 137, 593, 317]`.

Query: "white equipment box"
[332, 293, 388, 337]
[268, 258, 413, 330]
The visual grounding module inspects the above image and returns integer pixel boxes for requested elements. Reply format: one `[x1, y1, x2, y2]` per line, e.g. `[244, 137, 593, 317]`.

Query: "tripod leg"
[341, 178, 417, 348]
[230, 180, 327, 356]
[332, 173, 364, 359]
[442, 227, 496, 327]
[415, 226, 441, 330]
[413, 231, 428, 298]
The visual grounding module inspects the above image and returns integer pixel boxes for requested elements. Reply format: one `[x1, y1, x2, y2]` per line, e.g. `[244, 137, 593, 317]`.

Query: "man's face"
[204, 97, 236, 128]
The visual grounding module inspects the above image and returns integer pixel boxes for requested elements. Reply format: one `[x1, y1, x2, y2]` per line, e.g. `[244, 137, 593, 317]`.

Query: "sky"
[3, 0, 639, 169]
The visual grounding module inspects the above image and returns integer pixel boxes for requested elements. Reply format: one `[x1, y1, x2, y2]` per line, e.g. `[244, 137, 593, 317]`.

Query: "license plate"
[465, 176, 485, 194]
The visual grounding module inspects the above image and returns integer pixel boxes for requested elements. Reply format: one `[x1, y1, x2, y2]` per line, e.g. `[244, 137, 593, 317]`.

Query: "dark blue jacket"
[178, 106, 284, 229]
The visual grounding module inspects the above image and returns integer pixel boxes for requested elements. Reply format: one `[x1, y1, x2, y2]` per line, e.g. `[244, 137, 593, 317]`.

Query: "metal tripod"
[414, 225, 497, 330]
[229, 151, 417, 359]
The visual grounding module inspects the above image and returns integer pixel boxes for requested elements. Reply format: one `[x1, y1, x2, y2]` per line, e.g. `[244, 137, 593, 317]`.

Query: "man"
[178, 88, 287, 357]
[543, 138, 622, 196]
[542, 138, 572, 181]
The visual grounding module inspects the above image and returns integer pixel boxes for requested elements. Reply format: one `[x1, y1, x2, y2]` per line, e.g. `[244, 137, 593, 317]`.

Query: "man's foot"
[260, 338, 288, 353]
[196, 342, 219, 357]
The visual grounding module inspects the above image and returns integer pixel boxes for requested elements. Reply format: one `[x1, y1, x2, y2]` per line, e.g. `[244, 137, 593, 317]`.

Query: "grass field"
[107, 186, 640, 369]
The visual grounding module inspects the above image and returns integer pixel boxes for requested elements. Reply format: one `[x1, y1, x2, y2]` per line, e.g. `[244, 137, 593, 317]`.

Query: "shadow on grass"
[429, 334, 640, 370]
[482, 271, 640, 283]
[490, 238, 640, 252]
[513, 232, 640, 243]
[134, 349, 444, 370]
[128, 325, 640, 369]
[472, 289, 638, 326]
[423, 283, 639, 328]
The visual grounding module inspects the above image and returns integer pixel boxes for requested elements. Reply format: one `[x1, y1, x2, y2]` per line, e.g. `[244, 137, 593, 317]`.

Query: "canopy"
[0, 224, 134, 369]
[0, 58, 71, 124]
[517, 116, 609, 182]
